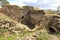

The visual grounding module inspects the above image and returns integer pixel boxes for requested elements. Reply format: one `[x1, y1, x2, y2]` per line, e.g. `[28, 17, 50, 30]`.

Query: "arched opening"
[48, 27, 56, 34]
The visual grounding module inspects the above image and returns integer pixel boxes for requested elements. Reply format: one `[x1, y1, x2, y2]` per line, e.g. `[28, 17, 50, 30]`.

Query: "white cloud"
[9, 0, 37, 6]
[40, 0, 60, 10]
[9, 0, 26, 6]
[23, 0, 37, 3]
[48, 0, 60, 10]
[8, 0, 60, 10]
[39, 0, 51, 4]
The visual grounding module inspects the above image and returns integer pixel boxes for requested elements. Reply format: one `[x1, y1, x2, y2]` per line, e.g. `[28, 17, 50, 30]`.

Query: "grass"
[6, 30, 32, 40]
[38, 33, 50, 40]
[54, 32, 60, 36]
[0, 31, 16, 40]
[19, 30, 32, 38]
[0, 29, 32, 40]
[0, 29, 9, 33]
[37, 29, 60, 40]
[0, 37, 4, 40]
[0, 29, 11, 40]
[0, 29, 60, 40]
[6, 34, 16, 40]
[0, 13, 12, 20]
[37, 30, 50, 40]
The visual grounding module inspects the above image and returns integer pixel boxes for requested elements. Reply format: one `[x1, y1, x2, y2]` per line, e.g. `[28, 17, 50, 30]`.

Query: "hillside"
[0, 5, 60, 40]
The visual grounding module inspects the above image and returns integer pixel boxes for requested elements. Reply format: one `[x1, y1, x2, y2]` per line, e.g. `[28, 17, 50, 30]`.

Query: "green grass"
[38, 33, 49, 40]
[37, 30, 50, 40]
[37, 30, 60, 40]
[54, 32, 60, 36]
[6, 34, 16, 40]
[0, 29, 32, 40]
[0, 29, 10, 40]
[0, 32, 4, 40]
[0, 37, 4, 40]
[6, 30, 32, 40]
[0, 28, 60, 40]
[0, 29, 9, 33]
[0, 32, 16, 40]
[19, 30, 32, 38]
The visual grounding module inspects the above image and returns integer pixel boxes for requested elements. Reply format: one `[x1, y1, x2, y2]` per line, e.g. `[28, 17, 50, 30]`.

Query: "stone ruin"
[2, 5, 34, 21]
[47, 15, 60, 33]
[1, 5, 60, 33]
[2, 5, 47, 30]
[21, 10, 47, 29]
[2, 5, 22, 21]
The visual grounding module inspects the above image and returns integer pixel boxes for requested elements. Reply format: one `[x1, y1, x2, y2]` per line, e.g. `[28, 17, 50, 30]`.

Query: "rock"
[14, 37, 20, 40]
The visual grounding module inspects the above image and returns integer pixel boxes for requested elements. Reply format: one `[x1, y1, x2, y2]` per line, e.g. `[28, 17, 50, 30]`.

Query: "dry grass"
[0, 13, 12, 20]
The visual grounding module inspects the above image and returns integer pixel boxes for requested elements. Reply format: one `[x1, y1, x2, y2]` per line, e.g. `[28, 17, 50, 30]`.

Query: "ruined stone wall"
[47, 15, 60, 33]
[2, 5, 25, 21]
[2, 5, 47, 29]
[2, 5, 34, 22]
[25, 10, 46, 26]
[1, 5, 60, 33]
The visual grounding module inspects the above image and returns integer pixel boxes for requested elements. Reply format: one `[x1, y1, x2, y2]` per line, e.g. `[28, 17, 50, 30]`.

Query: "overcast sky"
[8, 0, 60, 10]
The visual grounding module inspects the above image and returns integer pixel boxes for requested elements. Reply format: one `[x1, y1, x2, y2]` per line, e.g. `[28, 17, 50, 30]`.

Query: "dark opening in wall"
[21, 16, 24, 19]
[48, 27, 56, 34]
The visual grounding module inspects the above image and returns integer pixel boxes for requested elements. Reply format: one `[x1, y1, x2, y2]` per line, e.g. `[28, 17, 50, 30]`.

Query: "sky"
[8, 0, 60, 10]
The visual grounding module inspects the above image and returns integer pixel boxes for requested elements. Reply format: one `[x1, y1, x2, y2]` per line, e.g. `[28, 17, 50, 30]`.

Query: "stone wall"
[2, 5, 47, 29]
